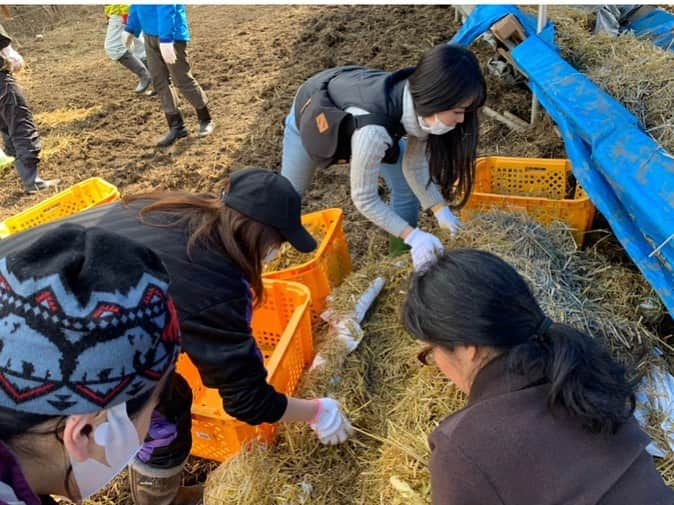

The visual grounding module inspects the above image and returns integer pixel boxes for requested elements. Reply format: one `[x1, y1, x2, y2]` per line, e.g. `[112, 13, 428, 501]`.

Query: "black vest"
[294, 66, 414, 165]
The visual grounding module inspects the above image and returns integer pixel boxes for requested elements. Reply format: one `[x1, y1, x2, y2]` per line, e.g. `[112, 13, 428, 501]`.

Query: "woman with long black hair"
[403, 249, 673, 504]
[282, 44, 486, 270]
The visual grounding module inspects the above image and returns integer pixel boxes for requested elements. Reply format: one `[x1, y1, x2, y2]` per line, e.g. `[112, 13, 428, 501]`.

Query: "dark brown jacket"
[429, 355, 673, 505]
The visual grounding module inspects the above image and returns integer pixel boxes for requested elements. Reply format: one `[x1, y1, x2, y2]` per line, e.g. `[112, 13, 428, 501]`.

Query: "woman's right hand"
[309, 398, 353, 445]
[403, 228, 444, 271]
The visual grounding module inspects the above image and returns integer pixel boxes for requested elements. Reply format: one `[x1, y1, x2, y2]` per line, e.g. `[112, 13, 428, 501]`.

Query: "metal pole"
[530, 5, 547, 125]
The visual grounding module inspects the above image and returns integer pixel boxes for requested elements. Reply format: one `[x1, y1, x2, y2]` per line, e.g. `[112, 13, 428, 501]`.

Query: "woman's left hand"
[434, 206, 463, 237]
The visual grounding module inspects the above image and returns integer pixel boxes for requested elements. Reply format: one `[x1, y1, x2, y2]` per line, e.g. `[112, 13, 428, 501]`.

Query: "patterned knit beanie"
[0, 224, 181, 415]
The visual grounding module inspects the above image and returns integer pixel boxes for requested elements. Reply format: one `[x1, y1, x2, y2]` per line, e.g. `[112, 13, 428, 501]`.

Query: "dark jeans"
[0, 71, 40, 188]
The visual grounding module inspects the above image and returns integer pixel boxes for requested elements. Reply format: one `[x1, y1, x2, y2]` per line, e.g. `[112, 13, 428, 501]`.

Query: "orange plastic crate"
[263, 208, 352, 320]
[0, 177, 120, 238]
[460, 157, 595, 245]
[176, 279, 313, 462]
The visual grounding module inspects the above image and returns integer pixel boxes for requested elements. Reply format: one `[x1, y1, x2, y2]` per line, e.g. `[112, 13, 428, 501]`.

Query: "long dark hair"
[124, 190, 282, 304]
[402, 249, 637, 435]
[408, 44, 486, 208]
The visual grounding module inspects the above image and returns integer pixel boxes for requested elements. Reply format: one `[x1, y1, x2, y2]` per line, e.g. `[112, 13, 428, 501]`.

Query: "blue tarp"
[451, 5, 674, 316]
[627, 9, 674, 50]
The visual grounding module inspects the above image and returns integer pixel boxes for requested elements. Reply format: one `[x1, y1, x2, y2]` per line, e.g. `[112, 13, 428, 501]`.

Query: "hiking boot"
[157, 112, 188, 148]
[196, 106, 214, 138]
[388, 235, 411, 257]
[25, 176, 60, 195]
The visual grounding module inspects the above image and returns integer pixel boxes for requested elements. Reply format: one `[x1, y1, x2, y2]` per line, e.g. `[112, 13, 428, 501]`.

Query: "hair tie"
[533, 316, 553, 340]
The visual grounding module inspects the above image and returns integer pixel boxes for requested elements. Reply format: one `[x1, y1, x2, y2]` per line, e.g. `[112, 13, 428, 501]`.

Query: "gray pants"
[144, 35, 207, 115]
[0, 71, 40, 188]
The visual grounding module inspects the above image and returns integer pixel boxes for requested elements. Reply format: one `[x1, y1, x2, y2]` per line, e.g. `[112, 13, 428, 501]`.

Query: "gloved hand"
[121, 30, 134, 51]
[404, 228, 444, 271]
[434, 205, 463, 237]
[309, 398, 353, 445]
[1, 45, 24, 73]
[159, 42, 177, 65]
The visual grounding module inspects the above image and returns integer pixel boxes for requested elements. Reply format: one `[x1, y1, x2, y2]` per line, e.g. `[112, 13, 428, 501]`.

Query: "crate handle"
[523, 166, 548, 173]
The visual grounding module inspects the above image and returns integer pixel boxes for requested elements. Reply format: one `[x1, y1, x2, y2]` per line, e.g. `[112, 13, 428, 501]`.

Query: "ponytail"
[403, 249, 638, 435]
[508, 321, 636, 434]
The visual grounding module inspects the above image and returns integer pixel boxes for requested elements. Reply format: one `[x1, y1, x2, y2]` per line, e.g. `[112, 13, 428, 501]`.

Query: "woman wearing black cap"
[282, 44, 486, 270]
[402, 249, 673, 504]
[5, 168, 352, 505]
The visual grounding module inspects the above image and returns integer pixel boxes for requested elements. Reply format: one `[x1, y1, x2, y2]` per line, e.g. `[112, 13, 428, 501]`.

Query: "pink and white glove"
[309, 398, 352, 445]
[121, 31, 134, 51]
[404, 228, 444, 271]
[159, 42, 177, 65]
[1, 45, 23, 72]
[434, 205, 463, 237]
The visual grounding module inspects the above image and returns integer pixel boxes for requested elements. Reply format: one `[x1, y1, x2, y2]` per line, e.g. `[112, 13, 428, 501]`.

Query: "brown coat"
[429, 355, 673, 505]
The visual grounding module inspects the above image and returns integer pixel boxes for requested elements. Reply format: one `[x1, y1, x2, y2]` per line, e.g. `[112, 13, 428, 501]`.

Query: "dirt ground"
[1, 5, 666, 503]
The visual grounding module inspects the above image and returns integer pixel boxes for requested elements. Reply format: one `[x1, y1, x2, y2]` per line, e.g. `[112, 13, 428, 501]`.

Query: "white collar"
[401, 82, 429, 139]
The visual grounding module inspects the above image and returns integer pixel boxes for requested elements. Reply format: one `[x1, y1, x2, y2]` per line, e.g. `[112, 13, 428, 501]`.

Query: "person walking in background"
[0, 21, 60, 195]
[104, 4, 152, 94]
[123, 4, 214, 148]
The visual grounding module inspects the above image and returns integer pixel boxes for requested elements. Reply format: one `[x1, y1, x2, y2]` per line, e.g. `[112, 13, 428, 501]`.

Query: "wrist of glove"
[403, 228, 444, 271]
[1, 45, 23, 72]
[309, 398, 353, 445]
[159, 42, 177, 65]
[434, 205, 463, 236]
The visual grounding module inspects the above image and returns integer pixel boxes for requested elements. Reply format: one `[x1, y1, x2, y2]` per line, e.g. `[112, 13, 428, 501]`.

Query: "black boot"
[157, 112, 188, 148]
[117, 51, 152, 93]
[196, 106, 214, 138]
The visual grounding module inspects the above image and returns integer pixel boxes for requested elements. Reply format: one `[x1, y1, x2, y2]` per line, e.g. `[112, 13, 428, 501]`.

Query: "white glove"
[434, 206, 463, 237]
[404, 228, 444, 271]
[1, 45, 23, 72]
[159, 42, 177, 65]
[121, 30, 134, 51]
[309, 398, 353, 445]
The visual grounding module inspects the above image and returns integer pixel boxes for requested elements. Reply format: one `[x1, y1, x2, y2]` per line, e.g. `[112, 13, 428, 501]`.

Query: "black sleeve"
[181, 296, 288, 425]
[0, 24, 12, 50]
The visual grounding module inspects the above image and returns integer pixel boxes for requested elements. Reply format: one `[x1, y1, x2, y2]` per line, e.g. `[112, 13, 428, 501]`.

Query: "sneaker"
[25, 177, 60, 195]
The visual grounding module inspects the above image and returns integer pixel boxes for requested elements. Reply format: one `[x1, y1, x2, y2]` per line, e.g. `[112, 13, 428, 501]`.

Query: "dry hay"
[35, 106, 103, 129]
[264, 229, 327, 272]
[204, 210, 673, 504]
[546, 6, 674, 155]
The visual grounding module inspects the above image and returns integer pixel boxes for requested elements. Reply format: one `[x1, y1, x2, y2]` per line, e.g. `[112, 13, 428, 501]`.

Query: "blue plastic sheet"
[452, 5, 674, 316]
[627, 9, 674, 50]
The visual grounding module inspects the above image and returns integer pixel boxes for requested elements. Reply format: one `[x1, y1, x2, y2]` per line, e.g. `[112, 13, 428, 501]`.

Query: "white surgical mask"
[418, 114, 456, 136]
[70, 402, 143, 500]
[263, 247, 280, 264]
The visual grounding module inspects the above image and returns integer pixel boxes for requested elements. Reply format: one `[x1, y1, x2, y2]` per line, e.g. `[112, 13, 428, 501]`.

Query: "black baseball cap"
[223, 168, 317, 253]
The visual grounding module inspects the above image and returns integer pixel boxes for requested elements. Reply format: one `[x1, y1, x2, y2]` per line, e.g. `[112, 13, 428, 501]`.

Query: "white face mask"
[70, 402, 143, 500]
[418, 114, 456, 136]
[263, 247, 280, 264]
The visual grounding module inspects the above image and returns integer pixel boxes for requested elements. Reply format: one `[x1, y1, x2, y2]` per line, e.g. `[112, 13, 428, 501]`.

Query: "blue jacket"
[126, 5, 189, 42]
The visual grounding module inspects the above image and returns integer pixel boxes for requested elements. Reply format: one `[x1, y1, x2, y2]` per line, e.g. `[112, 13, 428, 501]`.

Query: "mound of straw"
[264, 229, 327, 273]
[204, 211, 672, 504]
[546, 6, 674, 155]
